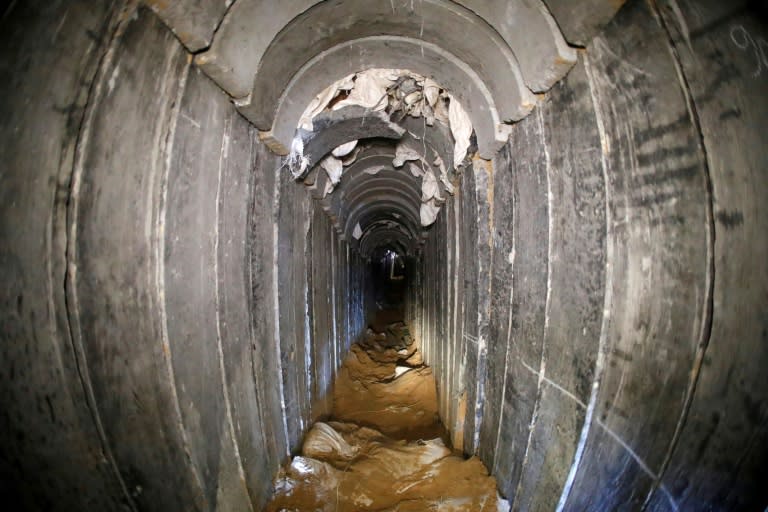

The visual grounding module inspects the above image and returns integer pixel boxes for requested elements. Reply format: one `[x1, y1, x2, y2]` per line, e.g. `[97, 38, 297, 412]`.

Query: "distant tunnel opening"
[369, 247, 407, 309]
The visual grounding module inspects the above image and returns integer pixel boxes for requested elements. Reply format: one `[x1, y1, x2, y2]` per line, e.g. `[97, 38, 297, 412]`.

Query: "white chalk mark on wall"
[515, 350, 679, 511]
[730, 25, 768, 78]
[517, 358, 587, 409]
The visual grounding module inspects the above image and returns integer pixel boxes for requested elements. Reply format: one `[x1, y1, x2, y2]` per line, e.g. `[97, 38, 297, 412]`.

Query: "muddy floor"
[266, 311, 509, 511]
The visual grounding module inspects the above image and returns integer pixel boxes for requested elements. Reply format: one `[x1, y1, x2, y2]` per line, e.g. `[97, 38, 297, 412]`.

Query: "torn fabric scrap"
[448, 93, 472, 166]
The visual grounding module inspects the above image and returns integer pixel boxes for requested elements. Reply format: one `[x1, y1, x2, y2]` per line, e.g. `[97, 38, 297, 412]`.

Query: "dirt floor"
[266, 311, 509, 511]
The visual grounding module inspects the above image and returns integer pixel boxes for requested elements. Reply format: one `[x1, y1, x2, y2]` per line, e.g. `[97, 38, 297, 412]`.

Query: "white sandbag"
[288, 135, 309, 179]
[420, 199, 440, 226]
[363, 165, 388, 175]
[298, 73, 355, 131]
[321, 155, 343, 185]
[423, 78, 441, 107]
[421, 170, 440, 202]
[408, 162, 425, 178]
[332, 139, 358, 157]
[353, 223, 363, 240]
[302, 422, 360, 463]
[393, 143, 422, 168]
[433, 153, 455, 195]
[332, 69, 397, 111]
[448, 93, 472, 166]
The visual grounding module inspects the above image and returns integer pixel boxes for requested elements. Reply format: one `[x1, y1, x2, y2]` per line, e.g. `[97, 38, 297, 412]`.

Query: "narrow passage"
[267, 310, 509, 511]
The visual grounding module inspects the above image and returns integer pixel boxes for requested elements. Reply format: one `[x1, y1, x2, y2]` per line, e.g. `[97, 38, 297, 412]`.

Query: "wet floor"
[266, 310, 509, 511]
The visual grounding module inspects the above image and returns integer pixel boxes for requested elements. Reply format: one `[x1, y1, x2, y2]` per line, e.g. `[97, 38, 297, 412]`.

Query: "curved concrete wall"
[412, 2, 768, 510]
[1, 0, 766, 511]
[0, 3, 365, 509]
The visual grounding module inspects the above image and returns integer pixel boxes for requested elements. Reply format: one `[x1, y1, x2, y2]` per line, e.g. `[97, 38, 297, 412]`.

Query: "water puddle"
[267, 314, 508, 511]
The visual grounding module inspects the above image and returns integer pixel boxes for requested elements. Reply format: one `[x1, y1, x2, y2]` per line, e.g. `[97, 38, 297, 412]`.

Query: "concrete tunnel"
[1, 0, 767, 510]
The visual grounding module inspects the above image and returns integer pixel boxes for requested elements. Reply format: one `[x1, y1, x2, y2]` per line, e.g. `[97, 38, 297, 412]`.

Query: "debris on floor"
[266, 314, 509, 511]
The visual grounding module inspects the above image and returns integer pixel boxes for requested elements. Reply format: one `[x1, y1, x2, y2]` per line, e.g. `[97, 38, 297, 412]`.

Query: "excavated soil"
[266, 311, 509, 511]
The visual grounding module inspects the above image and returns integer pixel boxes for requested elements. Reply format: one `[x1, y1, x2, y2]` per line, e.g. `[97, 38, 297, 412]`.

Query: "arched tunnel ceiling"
[297, 104, 459, 258]
[150, 0, 626, 159]
[260, 35, 516, 157]
[148, 0, 627, 260]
